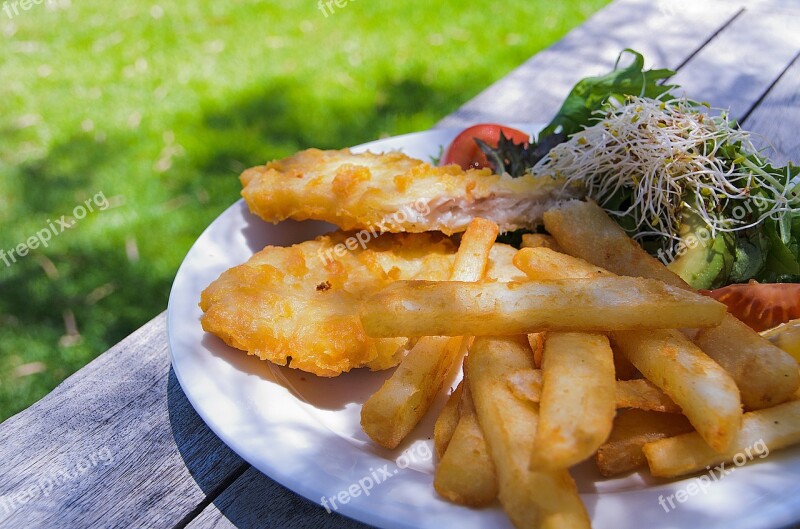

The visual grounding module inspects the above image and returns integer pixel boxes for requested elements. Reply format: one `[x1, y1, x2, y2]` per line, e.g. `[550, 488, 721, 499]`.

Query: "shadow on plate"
[167, 367, 372, 529]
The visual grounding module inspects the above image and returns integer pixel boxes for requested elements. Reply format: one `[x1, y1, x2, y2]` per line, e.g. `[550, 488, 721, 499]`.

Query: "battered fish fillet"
[240, 149, 578, 235]
[200, 231, 525, 377]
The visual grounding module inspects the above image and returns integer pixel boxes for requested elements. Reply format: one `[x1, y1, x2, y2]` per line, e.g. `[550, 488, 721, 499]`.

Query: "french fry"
[450, 218, 501, 282]
[543, 199, 800, 410]
[504, 368, 543, 403]
[516, 248, 641, 378]
[695, 317, 800, 409]
[542, 200, 686, 287]
[434, 379, 497, 506]
[513, 246, 610, 281]
[513, 245, 742, 452]
[531, 332, 616, 469]
[504, 369, 681, 413]
[361, 277, 727, 338]
[595, 409, 693, 477]
[615, 378, 682, 414]
[467, 336, 590, 529]
[361, 218, 498, 448]
[434, 381, 463, 458]
[514, 246, 619, 396]
[520, 233, 561, 251]
[761, 320, 800, 363]
[643, 400, 800, 478]
[612, 329, 741, 453]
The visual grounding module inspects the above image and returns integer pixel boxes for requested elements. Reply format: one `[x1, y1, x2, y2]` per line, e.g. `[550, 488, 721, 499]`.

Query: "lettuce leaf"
[538, 49, 676, 138]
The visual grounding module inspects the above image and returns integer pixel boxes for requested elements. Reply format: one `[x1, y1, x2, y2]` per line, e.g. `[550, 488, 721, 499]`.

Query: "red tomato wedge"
[441, 124, 529, 170]
[701, 281, 800, 332]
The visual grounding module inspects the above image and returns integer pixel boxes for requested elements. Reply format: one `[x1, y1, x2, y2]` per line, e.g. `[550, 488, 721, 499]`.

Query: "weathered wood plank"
[742, 52, 800, 165]
[436, 0, 744, 128]
[0, 314, 248, 529]
[668, 6, 800, 121]
[186, 467, 372, 529]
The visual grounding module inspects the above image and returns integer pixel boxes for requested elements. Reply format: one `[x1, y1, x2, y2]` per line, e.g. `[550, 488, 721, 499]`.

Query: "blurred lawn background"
[0, 0, 610, 421]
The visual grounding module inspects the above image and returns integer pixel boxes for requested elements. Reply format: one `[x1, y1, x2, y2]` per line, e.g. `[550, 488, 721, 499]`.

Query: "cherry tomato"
[701, 281, 800, 332]
[441, 124, 529, 170]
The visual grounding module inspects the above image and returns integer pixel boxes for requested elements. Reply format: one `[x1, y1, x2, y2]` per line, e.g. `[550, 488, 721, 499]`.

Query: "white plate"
[167, 127, 800, 529]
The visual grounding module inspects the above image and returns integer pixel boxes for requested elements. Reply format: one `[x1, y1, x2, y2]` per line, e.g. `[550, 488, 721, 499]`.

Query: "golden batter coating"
[200, 231, 524, 376]
[240, 149, 575, 236]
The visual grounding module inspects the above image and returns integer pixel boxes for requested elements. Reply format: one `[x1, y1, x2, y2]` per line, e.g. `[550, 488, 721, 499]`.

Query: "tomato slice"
[441, 124, 529, 171]
[701, 281, 800, 332]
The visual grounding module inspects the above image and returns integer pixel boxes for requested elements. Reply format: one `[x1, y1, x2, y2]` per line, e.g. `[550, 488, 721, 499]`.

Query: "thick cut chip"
[240, 148, 577, 235]
[643, 400, 800, 478]
[595, 409, 693, 477]
[467, 336, 590, 529]
[361, 277, 726, 338]
[513, 246, 610, 281]
[513, 245, 742, 452]
[504, 368, 544, 403]
[361, 218, 498, 448]
[434, 380, 498, 506]
[615, 379, 682, 413]
[543, 199, 800, 410]
[694, 318, 800, 409]
[520, 233, 561, 251]
[505, 368, 681, 413]
[200, 231, 524, 377]
[611, 330, 742, 453]
[434, 382, 463, 458]
[531, 332, 616, 470]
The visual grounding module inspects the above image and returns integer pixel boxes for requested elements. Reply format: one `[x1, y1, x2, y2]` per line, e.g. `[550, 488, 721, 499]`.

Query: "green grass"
[0, 0, 610, 421]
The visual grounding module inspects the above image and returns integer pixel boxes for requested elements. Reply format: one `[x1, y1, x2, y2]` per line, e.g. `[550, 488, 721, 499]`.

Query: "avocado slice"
[667, 210, 734, 289]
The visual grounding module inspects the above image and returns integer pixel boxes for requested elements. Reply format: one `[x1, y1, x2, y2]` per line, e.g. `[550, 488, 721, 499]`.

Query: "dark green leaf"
[762, 218, 800, 276]
[475, 131, 565, 177]
[539, 49, 676, 139]
[729, 238, 767, 283]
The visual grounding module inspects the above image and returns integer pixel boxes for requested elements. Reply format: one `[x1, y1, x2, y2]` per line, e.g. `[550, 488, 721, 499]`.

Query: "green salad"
[479, 49, 800, 289]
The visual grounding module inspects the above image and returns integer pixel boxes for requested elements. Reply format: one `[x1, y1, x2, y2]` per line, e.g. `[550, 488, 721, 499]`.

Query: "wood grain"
[742, 52, 800, 164]
[186, 467, 372, 529]
[0, 314, 248, 529]
[669, 6, 800, 121]
[436, 0, 744, 129]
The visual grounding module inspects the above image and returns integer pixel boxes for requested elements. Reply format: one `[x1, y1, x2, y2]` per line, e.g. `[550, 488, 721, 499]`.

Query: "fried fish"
[240, 148, 577, 235]
[200, 231, 524, 376]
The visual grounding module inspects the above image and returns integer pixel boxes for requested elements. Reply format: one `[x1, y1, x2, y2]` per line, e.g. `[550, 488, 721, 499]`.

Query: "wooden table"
[2, 1, 799, 527]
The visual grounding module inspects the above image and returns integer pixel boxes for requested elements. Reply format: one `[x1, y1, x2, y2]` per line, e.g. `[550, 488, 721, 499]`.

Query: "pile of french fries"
[358, 200, 800, 529]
